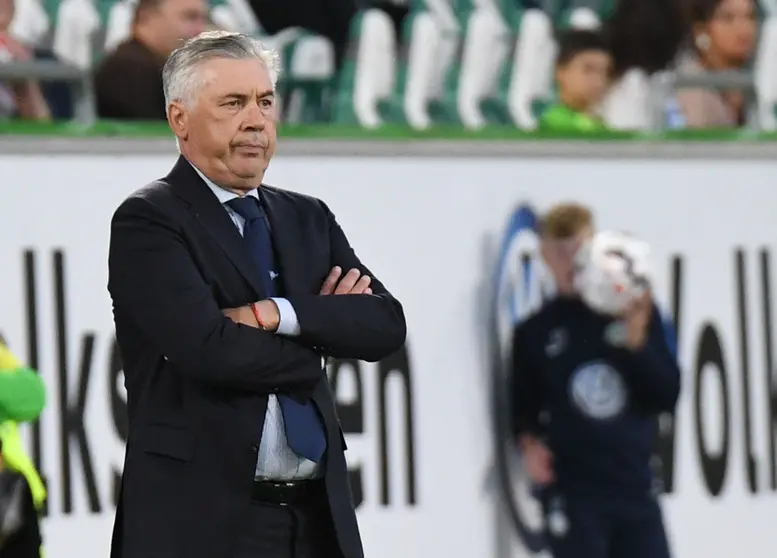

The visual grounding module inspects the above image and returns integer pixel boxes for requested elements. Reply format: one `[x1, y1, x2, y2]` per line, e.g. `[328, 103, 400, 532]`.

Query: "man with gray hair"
[107, 30, 406, 558]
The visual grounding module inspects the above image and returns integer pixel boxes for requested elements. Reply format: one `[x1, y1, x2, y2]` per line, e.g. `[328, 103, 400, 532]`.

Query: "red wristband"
[250, 302, 266, 330]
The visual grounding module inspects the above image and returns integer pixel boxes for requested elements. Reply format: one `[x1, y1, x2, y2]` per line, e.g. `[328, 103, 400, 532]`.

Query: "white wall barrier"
[0, 154, 775, 558]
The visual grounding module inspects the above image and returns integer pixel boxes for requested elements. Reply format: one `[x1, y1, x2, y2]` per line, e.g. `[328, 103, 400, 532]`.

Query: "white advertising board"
[0, 153, 775, 558]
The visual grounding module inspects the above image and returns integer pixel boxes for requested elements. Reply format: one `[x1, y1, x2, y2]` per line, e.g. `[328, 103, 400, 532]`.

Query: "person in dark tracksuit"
[510, 203, 680, 558]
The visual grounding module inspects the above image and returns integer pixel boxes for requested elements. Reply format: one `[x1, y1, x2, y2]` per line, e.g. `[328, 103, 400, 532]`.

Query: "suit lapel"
[167, 156, 266, 298]
[259, 186, 309, 296]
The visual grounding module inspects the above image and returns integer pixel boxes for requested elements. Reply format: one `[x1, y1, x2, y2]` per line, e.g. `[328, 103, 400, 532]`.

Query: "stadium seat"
[210, 0, 260, 35]
[377, 0, 461, 129]
[505, 8, 556, 129]
[558, 0, 613, 23]
[562, 7, 601, 29]
[52, 0, 101, 69]
[599, 68, 652, 130]
[104, 0, 136, 53]
[268, 30, 336, 124]
[455, 0, 513, 129]
[332, 9, 397, 128]
[9, 0, 49, 47]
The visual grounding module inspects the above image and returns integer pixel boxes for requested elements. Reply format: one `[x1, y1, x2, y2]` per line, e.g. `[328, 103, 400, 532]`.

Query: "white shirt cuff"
[271, 297, 301, 336]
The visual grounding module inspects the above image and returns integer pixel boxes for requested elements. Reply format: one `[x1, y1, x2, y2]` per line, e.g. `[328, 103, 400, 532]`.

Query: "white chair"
[211, 0, 261, 35]
[8, 0, 49, 47]
[754, 15, 777, 131]
[104, 0, 136, 53]
[402, 9, 444, 128]
[53, 0, 101, 69]
[348, 9, 398, 128]
[257, 29, 335, 124]
[599, 68, 652, 130]
[456, 2, 511, 129]
[506, 9, 556, 129]
[402, 0, 461, 129]
[566, 7, 601, 29]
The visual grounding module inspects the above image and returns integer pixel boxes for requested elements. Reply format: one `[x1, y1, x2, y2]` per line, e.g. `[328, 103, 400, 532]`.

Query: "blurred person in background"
[675, 0, 756, 128]
[0, 338, 46, 558]
[0, 0, 50, 120]
[94, 0, 208, 120]
[600, 0, 686, 129]
[510, 203, 681, 558]
[540, 30, 611, 133]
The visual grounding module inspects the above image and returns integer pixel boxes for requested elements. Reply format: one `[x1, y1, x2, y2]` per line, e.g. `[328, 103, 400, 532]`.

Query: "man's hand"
[222, 300, 280, 331]
[320, 266, 373, 295]
[622, 292, 652, 350]
[520, 435, 555, 486]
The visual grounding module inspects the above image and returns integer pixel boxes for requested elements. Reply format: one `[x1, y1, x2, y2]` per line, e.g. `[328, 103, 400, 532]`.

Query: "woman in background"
[676, 0, 757, 128]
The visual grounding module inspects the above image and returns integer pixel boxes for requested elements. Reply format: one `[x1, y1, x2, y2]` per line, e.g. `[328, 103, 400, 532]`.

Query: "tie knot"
[227, 196, 263, 222]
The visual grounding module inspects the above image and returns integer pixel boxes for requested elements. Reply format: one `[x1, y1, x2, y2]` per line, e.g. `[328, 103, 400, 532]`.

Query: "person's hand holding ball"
[574, 230, 654, 349]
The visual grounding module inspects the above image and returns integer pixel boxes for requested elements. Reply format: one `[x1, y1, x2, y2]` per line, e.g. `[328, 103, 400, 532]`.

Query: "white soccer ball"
[573, 230, 652, 316]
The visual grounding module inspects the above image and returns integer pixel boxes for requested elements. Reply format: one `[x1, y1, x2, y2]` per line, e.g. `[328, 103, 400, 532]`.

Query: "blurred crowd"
[0, 0, 760, 131]
[550, 0, 755, 131]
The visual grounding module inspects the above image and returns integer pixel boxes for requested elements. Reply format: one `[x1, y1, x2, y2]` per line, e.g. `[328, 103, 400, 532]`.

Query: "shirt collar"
[189, 161, 260, 205]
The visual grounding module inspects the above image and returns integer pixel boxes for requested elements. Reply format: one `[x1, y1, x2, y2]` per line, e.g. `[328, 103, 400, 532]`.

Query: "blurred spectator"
[94, 0, 208, 120]
[600, 0, 686, 129]
[675, 0, 756, 128]
[540, 30, 611, 132]
[0, 0, 50, 120]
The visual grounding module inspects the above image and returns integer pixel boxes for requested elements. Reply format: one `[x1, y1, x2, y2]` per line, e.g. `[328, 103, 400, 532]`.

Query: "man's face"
[556, 50, 611, 110]
[171, 57, 278, 192]
[146, 0, 208, 56]
[541, 228, 592, 294]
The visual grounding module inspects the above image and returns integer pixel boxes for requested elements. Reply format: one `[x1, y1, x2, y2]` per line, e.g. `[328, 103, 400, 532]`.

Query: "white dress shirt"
[192, 164, 319, 481]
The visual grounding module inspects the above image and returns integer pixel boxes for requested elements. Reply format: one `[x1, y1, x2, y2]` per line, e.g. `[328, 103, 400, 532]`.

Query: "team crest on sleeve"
[569, 361, 627, 420]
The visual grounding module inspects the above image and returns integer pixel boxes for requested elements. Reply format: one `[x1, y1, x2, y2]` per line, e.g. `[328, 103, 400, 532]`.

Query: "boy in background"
[540, 30, 612, 132]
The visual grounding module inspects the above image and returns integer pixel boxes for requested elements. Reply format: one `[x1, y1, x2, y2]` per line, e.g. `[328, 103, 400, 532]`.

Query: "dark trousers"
[234, 490, 342, 558]
[543, 489, 671, 558]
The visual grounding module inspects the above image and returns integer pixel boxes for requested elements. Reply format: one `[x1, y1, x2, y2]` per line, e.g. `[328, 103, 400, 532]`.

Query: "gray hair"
[162, 30, 281, 109]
